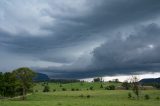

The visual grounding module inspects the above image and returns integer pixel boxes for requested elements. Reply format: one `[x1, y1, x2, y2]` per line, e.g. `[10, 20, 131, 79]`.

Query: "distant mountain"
[139, 78, 160, 84]
[33, 73, 50, 82]
[49, 79, 80, 83]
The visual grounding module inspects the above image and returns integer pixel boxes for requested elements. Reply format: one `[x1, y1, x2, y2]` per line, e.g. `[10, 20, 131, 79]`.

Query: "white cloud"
[81, 73, 160, 82]
[0, 0, 54, 36]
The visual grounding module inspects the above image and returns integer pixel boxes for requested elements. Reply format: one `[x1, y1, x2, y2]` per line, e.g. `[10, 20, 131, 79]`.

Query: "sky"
[81, 73, 160, 82]
[0, 0, 160, 79]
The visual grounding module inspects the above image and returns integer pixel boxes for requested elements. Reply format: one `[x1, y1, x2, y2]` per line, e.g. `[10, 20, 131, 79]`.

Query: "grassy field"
[34, 82, 122, 91]
[0, 82, 160, 106]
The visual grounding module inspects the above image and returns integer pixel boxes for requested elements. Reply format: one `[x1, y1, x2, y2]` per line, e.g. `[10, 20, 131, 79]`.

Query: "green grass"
[0, 90, 160, 106]
[0, 82, 160, 106]
[34, 82, 121, 92]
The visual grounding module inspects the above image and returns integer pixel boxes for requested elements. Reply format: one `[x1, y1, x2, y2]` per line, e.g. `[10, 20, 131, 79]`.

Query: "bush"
[57, 102, 62, 106]
[59, 84, 63, 87]
[122, 81, 131, 90]
[105, 85, 115, 90]
[100, 84, 103, 88]
[76, 88, 79, 91]
[43, 85, 50, 92]
[53, 89, 56, 92]
[128, 92, 132, 98]
[89, 86, 94, 90]
[71, 88, 75, 91]
[153, 83, 160, 89]
[156, 97, 160, 100]
[144, 94, 150, 100]
[87, 95, 91, 98]
[62, 88, 67, 91]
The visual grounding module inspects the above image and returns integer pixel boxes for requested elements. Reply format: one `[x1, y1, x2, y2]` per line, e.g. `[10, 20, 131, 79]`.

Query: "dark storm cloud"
[3, 0, 160, 55]
[49, 0, 160, 33]
[1, 0, 160, 78]
[40, 23, 160, 79]
[89, 23, 160, 75]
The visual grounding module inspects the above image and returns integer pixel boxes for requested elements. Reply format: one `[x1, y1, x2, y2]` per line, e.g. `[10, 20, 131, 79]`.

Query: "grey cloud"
[4, 0, 160, 55]
[1, 0, 160, 78]
[39, 23, 160, 79]
[2, 0, 160, 50]
[89, 23, 160, 75]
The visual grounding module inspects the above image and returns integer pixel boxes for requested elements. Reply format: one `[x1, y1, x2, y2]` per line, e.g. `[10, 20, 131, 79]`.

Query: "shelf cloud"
[0, 0, 160, 78]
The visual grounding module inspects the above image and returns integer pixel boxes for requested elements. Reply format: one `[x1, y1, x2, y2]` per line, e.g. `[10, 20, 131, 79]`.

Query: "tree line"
[0, 67, 35, 100]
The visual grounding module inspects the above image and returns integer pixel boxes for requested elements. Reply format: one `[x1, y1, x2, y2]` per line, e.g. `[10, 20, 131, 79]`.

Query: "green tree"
[0, 72, 3, 97]
[93, 77, 103, 82]
[122, 81, 131, 90]
[105, 85, 115, 90]
[13, 67, 35, 100]
[130, 76, 140, 99]
[112, 79, 119, 83]
[0, 72, 17, 98]
[43, 85, 50, 92]
[100, 84, 103, 88]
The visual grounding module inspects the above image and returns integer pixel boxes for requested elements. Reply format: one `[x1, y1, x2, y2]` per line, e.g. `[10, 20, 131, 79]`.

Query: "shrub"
[43, 85, 50, 92]
[156, 97, 160, 100]
[53, 89, 56, 92]
[144, 94, 150, 100]
[87, 95, 91, 98]
[57, 102, 62, 106]
[100, 84, 103, 88]
[89, 86, 94, 90]
[122, 81, 131, 90]
[76, 88, 79, 91]
[128, 92, 132, 98]
[153, 83, 160, 89]
[105, 85, 115, 90]
[71, 88, 75, 91]
[59, 84, 63, 87]
[62, 88, 67, 91]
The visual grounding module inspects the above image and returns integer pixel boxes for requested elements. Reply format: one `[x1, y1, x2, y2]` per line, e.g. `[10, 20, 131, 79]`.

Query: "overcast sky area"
[0, 0, 160, 80]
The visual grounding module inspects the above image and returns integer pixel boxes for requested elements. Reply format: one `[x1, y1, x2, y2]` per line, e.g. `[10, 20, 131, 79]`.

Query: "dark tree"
[93, 77, 103, 82]
[0, 72, 17, 98]
[13, 67, 35, 100]
[0, 72, 3, 97]
[130, 76, 140, 99]
[105, 85, 115, 90]
[43, 85, 50, 92]
[100, 84, 103, 88]
[122, 81, 131, 90]
[112, 79, 120, 83]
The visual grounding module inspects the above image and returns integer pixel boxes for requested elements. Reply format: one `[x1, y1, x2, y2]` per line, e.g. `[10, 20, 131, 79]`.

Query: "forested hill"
[139, 78, 160, 84]
[33, 73, 80, 83]
[33, 73, 50, 82]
